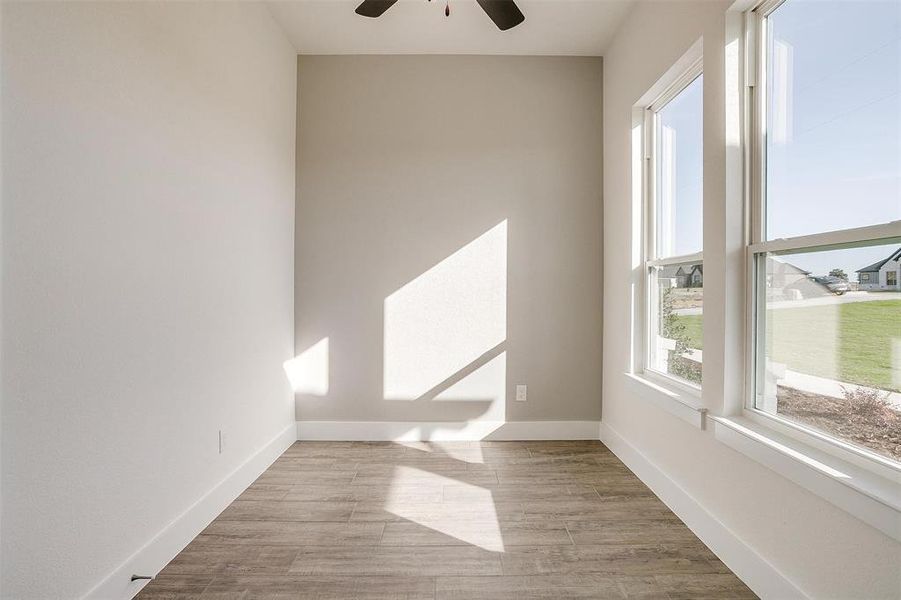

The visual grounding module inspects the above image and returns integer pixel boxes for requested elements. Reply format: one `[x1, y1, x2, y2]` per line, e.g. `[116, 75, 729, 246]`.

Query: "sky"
[765, 0, 900, 279]
[661, 0, 900, 280]
[657, 74, 703, 257]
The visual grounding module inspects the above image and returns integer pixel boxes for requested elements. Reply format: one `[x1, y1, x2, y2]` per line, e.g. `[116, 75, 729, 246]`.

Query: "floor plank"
[218, 500, 356, 522]
[198, 521, 385, 546]
[435, 574, 626, 599]
[200, 575, 436, 600]
[137, 441, 756, 600]
[379, 519, 572, 547]
[289, 545, 503, 576]
[498, 543, 724, 577]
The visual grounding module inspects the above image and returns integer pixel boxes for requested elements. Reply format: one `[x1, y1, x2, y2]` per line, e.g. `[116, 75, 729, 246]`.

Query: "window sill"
[710, 414, 901, 542]
[625, 371, 706, 429]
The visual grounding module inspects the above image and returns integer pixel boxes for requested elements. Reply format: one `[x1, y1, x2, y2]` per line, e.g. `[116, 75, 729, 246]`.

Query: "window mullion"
[648, 252, 704, 268]
[750, 6, 767, 246]
[755, 0, 790, 18]
[750, 223, 901, 256]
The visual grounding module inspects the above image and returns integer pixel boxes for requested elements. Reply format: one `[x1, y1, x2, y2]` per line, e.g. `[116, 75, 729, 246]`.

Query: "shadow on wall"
[286, 220, 509, 434]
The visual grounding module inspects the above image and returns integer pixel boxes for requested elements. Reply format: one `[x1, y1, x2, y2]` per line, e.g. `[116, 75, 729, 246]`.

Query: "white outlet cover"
[515, 384, 527, 401]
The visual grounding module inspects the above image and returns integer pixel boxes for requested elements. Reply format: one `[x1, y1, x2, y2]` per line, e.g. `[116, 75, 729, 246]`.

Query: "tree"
[660, 287, 701, 384]
[829, 268, 847, 280]
[661, 287, 687, 355]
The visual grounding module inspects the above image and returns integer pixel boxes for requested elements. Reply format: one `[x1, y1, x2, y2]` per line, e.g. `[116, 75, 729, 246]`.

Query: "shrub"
[840, 385, 895, 428]
[661, 286, 701, 384]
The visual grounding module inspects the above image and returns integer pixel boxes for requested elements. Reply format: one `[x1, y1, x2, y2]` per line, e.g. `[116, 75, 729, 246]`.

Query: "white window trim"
[625, 372, 707, 429]
[716, 0, 901, 542]
[741, 405, 901, 481]
[710, 414, 901, 542]
[640, 54, 704, 395]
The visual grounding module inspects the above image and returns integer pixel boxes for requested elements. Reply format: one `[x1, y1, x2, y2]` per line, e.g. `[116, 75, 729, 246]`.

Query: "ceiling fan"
[355, 0, 525, 31]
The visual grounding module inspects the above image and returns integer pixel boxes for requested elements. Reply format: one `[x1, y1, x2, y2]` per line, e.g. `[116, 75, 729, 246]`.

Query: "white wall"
[0, 4, 4, 598]
[294, 56, 603, 429]
[602, 1, 901, 598]
[0, 3, 296, 598]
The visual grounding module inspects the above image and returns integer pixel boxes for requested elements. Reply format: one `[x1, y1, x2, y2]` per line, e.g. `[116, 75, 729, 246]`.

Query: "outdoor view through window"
[648, 74, 703, 386]
[755, 0, 900, 462]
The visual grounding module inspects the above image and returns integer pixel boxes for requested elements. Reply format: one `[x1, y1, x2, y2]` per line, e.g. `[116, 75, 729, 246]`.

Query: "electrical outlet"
[515, 384, 527, 402]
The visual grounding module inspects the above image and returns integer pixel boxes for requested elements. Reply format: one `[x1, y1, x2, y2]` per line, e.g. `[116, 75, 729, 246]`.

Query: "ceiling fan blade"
[355, 0, 399, 18]
[475, 0, 525, 30]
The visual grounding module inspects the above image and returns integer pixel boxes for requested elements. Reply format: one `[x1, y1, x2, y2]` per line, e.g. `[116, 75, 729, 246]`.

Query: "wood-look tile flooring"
[138, 441, 756, 599]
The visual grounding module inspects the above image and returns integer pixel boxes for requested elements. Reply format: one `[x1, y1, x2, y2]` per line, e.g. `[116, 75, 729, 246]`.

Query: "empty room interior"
[2, 0, 900, 598]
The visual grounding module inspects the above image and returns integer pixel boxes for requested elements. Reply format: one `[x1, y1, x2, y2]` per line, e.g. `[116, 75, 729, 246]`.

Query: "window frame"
[743, 0, 901, 474]
[641, 56, 705, 393]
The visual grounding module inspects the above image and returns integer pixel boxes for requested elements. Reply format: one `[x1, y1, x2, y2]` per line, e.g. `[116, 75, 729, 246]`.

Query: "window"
[749, 0, 900, 465]
[645, 66, 704, 388]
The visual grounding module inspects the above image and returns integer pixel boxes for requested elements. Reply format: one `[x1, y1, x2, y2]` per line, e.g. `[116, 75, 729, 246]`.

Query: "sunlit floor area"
[137, 441, 755, 599]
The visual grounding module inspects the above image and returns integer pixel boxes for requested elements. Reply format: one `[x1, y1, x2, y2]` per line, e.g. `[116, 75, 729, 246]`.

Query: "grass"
[674, 299, 901, 391]
[678, 314, 703, 351]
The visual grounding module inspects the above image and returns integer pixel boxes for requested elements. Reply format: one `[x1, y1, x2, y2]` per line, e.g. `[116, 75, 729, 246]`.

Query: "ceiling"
[266, 0, 636, 56]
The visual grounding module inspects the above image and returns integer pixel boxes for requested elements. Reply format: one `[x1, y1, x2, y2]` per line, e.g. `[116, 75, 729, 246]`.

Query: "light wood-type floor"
[138, 441, 756, 599]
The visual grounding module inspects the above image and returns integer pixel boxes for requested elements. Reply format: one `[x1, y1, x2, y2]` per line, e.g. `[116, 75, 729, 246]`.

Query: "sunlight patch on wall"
[283, 337, 329, 395]
[384, 221, 507, 404]
[385, 465, 504, 552]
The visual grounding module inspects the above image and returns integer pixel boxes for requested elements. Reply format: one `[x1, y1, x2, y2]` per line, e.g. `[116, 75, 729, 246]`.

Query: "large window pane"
[757, 243, 901, 462]
[765, 1, 901, 239]
[655, 75, 703, 258]
[649, 262, 703, 384]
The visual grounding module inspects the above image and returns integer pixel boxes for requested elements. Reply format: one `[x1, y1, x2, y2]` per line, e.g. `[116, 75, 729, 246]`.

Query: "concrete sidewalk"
[779, 369, 901, 410]
[673, 290, 901, 316]
[767, 290, 901, 311]
[681, 349, 900, 409]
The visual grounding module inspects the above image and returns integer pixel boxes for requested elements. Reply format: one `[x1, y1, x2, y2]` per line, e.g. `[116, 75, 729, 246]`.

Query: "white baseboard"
[599, 422, 805, 600]
[83, 423, 297, 600]
[296, 420, 602, 441]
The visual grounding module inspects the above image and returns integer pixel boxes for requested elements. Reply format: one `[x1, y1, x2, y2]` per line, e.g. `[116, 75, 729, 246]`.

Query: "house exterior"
[659, 265, 686, 288]
[856, 247, 901, 291]
[688, 264, 703, 287]
[659, 264, 702, 288]
[767, 257, 810, 290]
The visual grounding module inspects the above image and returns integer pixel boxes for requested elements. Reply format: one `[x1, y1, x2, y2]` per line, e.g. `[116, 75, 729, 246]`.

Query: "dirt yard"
[777, 386, 901, 462]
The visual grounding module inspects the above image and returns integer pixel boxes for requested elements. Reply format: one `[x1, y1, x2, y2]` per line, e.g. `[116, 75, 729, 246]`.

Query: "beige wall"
[295, 56, 603, 424]
[1, 3, 296, 597]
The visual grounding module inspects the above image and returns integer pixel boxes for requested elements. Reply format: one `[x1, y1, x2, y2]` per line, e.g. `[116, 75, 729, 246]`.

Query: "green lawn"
[678, 314, 703, 351]
[674, 299, 901, 391]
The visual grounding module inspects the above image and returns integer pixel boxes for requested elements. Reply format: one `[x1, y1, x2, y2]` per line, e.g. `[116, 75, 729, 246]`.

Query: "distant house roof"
[770, 256, 810, 275]
[856, 247, 901, 273]
[659, 265, 688, 278]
